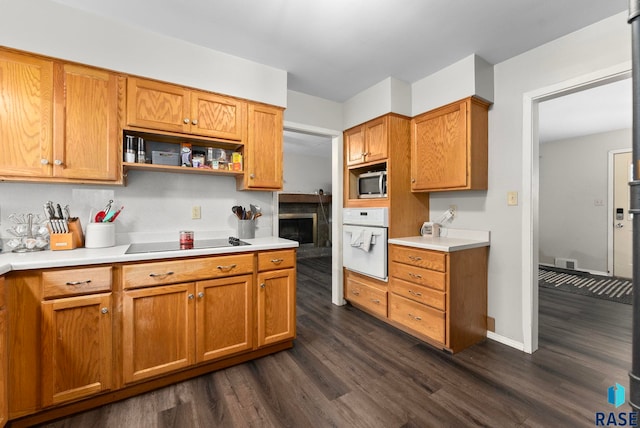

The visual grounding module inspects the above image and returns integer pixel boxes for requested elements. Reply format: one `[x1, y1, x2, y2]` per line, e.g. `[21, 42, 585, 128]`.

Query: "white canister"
[85, 222, 116, 248]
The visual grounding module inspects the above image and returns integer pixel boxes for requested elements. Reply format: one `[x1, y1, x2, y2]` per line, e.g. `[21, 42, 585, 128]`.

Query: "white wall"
[429, 11, 631, 346]
[0, 0, 287, 107]
[343, 77, 412, 129]
[539, 129, 631, 273]
[282, 152, 332, 195]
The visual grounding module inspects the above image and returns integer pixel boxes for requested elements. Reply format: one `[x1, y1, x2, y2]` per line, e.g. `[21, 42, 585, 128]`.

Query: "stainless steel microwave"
[358, 171, 387, 198]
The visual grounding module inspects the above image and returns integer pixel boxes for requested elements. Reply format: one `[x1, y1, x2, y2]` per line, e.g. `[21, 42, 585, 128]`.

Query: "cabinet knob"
[188, 293, 195, 300]
[250, 174, 255, 179]
[260, 283, 266, 288]
[54, 159, 63, 166]
[198, 291, 205, 299]
[183, 118, 190, 124]
[411, 178, 416, 183]
[192, 119, 198, 125]
[40, 159, 49, 165]
[101, 307, 109, 314]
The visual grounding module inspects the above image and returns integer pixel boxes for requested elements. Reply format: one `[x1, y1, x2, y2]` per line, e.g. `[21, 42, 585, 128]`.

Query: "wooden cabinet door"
[126, 77, 191, 133]
[53, 64, 119, 181]
[0, 50, 53, 178]
[122, 283, 195, 383]
[41, 293, 112, 407]
[196, 274, 253, 362]
[344, 125, 365, 166]
[364, 116, 387, 163]
[257, 269, 296, 347]
[245, 103, 283, 189]
[191, 92, 246, 141]
[0, 278, 6, 428]
[411, 101, 468, 191]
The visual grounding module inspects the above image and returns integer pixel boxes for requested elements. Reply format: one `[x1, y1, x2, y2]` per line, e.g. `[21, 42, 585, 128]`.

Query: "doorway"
[611, 149, 633, 278]
[523, 63, 631, 353]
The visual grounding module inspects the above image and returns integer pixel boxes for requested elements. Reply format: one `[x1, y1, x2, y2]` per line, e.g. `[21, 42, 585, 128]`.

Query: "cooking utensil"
[252, 204, 262, 220]
[232, 206, 243, 219]
[95, 199, 114, 222]
[109, 206, 124, 222]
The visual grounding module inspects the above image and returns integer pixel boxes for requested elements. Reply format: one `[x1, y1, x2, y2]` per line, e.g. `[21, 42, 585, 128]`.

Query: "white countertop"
[388, 228, 490, 252]
[0, 237, 298, 275]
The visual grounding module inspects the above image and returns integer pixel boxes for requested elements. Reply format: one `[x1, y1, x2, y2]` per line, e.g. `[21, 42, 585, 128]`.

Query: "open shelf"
[123, 162, 243, 176]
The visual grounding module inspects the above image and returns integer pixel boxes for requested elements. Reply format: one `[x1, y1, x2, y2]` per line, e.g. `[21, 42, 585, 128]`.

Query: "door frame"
[608, 148, 633, 277]
[521, 61, 631, 354]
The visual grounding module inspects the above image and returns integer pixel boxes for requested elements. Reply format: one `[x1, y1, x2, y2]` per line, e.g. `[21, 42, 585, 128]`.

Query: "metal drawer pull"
[101, 307, 109, 314]
[65, 280, 92, 286]
[351, 290, 360, 296]
[408, 313, 422, 321]
[370, 299, 380, 304]
[408, 256, 422, 261]
[408, 290, 422, 297]
[217, 264, 237, 271]
[408, 273, 422, 279]
[149, 271, 174, 277]
[271, 258, 284, 264]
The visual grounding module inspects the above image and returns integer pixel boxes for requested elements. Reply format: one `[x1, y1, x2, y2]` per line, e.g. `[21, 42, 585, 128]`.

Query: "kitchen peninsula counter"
[388, 228, 490, 252]
[0, 236, 298, 275]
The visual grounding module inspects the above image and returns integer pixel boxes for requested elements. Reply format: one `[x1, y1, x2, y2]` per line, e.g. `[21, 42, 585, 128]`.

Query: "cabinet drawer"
[389, 277, 445, 311]
[390, 245, 446, 272]
[122, 253, 254, 289]
[42, 267, 112, 299]
[258, 250, 295, 272]
[389, 261, 446, 291]
[344, 274, 387, 318]
[388, 293, 445, 344]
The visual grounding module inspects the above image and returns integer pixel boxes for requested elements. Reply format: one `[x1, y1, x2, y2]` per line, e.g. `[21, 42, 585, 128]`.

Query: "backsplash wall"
[0, 170, 274, 248]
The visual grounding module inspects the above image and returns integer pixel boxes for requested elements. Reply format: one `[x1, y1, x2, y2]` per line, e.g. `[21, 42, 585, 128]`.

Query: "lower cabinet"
[41, 293, 113, 406]
[122, 283, 195, 383]
[0, 277, 6, 428]
[257, 268, 296, 346]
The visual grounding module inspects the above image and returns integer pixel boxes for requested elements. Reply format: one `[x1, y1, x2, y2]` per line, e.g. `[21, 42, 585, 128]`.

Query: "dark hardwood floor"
[38, 256, 632, 427]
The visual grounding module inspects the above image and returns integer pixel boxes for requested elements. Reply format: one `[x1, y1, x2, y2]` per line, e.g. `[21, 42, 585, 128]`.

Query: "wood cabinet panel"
[411, 97, 489, 192]
[0, 50, 53, 178]
[191, 92, 246, 140]
[0, 278, 6, 428]
[344, 271, 387, 318]
[257, 269, 296, 347]
[196, 275, 253, 362]
[41, 293, 112, 406]
[388, 293, 445, 344]
[257, 249, 295, 272]
[122, 283, 195, 383]
[363, 116, 387, 163]
[389, 262, 446, 292]
[126, 78, 190, 134]
[389, 245, 446, 272]
[42, 266, 112, 299]
[344, 126, 366, 166]
[242, 103, 283, 190]
[389, 277, 445, 311]
[53, 64, 119, 181]
[122, 254, 254, 289]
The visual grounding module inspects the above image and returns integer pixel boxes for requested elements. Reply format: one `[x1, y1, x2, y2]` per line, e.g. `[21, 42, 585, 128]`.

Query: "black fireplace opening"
[279, 214, 317, 245]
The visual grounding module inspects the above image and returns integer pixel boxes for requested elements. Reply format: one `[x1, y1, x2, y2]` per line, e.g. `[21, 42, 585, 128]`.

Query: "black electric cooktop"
[125, 237, 250, 254]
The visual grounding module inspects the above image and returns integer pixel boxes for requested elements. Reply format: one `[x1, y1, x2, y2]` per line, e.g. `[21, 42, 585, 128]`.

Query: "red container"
[180, 230, 194, 249]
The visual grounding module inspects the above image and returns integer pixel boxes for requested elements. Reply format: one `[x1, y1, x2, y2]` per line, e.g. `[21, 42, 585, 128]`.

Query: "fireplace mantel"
[278, 193, 332, 204]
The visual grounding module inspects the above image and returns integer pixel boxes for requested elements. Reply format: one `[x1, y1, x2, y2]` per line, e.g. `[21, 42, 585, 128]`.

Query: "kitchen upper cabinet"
[41, 293, 113, 407]
[0, 48, 120, 183]
[196, 274, 253, 362]
[126, 77, 247, 141]
[239, 103, 283, 190]
[411, 96, 489, 192]
[53, 63, 120, 181]
[0, 50, 53, 178]
[257, 268, 296, 347]
[122, 283, 195, 384]
[345, 116, 387, 166]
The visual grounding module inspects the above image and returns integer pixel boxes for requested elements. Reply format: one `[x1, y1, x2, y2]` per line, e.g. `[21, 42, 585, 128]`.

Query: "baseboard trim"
[487, 331, 525, 352]
[539, 262, 609, 277]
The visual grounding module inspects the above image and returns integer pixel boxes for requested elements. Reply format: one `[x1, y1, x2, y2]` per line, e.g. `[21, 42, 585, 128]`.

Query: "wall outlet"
[191, 205, 201, 219]
[449, 205, 457, 220]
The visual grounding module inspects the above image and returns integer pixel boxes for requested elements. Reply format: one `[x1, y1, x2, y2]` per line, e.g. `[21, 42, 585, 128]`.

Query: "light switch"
[507, 191, 518, 206]
[191, 206, 201, 219]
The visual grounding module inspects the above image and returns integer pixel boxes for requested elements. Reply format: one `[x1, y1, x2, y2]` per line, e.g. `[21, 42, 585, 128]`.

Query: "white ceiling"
[51, 0, 631, 148]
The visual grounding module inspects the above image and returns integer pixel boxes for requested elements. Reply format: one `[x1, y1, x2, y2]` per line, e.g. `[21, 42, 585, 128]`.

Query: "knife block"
[49, 219, 84, 251]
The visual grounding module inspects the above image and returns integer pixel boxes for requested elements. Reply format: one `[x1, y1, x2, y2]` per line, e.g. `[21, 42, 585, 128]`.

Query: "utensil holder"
[84, 222, 115, 248]
[50, 219, 84, 251]
[237, 219, 255, 239]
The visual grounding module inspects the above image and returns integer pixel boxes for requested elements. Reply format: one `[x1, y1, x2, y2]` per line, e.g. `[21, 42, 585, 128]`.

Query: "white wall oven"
[342, 208, 388, 281]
